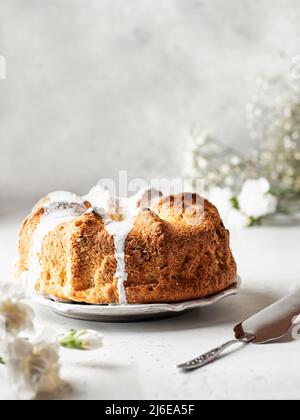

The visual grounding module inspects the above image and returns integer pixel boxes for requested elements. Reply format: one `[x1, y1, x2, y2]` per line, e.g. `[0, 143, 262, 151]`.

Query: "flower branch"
[184, 59, 300, 227]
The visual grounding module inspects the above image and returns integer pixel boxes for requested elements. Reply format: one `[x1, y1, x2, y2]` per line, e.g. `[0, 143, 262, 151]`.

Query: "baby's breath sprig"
[184, 59, 300, 226]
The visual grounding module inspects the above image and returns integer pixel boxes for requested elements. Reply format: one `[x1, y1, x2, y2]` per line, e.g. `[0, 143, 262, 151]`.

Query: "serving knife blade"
[177, 289, 300, 371]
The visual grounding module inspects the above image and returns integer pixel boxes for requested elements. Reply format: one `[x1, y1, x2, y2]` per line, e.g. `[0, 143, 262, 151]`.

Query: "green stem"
[230, 196, 240, 210]
[0, 355, 7, 365]
[248, 216, 262, 227]
[59, 330, 85, 350]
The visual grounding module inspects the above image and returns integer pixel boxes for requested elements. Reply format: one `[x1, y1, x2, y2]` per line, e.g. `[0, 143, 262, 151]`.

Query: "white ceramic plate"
[34, 276, 241, 322]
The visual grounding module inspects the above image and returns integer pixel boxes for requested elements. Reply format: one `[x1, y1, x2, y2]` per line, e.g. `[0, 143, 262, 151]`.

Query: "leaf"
[230, 196, 240, 210]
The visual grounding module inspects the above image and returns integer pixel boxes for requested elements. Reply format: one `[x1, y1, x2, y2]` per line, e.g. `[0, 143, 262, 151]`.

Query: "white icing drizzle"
[31, 191, 85, 214]
[47, 191, 85, 205]
[84, 187, 163, 304]
[83, 186, 111, 211]
[26, 202, 86, 292]
[109, 219, 135, 305]
[87, 207, 137, 305]
[26, 186, 163, 305]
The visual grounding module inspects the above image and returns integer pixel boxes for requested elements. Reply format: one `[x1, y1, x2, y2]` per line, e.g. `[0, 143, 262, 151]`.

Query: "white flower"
[80, 331, 104, 350]
[207, 187, 248, 229]
[59, 330, 104, 351]
[208, 180, 278, 229]
[227, 209, 249, 229]
[0, 281, 29, 301]
[238, 178, 278, 219]
[6, 330, 62, 400]
[0, 283, 34, 337]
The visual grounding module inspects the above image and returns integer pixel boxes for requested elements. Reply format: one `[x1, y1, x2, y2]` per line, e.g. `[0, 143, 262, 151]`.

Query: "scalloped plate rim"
[33, 276, 241, 321]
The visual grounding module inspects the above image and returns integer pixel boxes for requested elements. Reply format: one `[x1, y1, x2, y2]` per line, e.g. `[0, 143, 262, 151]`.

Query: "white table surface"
[0, 207, 300, 400]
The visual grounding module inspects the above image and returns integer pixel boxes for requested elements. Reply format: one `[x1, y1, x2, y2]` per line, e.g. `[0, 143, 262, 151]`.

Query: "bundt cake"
[17, 186, 237, 305]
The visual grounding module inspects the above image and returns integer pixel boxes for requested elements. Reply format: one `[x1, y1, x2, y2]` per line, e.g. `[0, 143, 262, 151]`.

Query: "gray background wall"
[0, 0, 300, 205]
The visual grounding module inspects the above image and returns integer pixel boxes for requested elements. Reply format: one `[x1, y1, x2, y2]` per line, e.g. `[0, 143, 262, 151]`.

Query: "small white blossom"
[80, 331, 104, 350]
[208, 187, 249, 229]
[197, 156, 208, 170]
[59, 330, 104, 351]
[220, 164, 230, 174]
[230, 156, 241, 166]
[6, 330, 62, 400]
[0, 283, 34, 337]
[225, 176, 235, 187]
[193, 131, 210, 147]
[238, 178, 278, 219]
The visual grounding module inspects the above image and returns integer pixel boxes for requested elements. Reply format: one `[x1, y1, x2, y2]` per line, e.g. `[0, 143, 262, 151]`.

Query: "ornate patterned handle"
[177, 334, 255, 371]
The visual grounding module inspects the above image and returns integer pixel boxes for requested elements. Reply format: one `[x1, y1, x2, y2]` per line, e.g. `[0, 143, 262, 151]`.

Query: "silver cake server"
[177, 289, 300, 371]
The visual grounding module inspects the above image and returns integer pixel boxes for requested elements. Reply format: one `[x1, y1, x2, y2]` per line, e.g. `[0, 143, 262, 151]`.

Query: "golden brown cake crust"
[17, 193, 237, 304]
